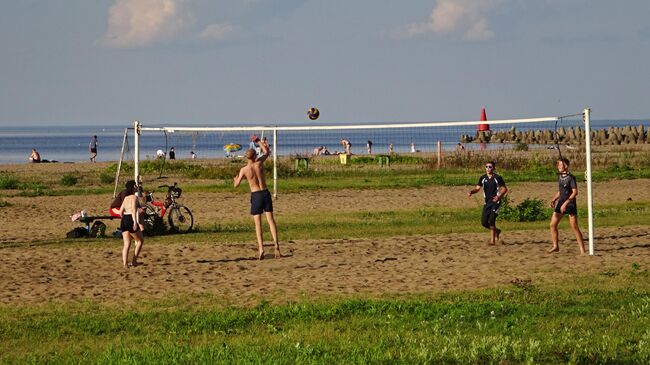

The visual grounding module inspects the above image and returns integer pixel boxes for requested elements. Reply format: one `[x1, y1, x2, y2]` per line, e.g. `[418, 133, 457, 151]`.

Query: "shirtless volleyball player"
[234, 136, 280, 259]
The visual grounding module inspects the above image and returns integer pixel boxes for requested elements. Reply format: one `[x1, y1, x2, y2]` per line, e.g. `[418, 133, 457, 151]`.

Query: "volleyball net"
[117, 109, 595, 254]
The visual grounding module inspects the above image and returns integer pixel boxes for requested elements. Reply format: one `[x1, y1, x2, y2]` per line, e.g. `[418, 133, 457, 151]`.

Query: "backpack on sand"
[66, 227, 89, 239]
[89, 221, 107, 238]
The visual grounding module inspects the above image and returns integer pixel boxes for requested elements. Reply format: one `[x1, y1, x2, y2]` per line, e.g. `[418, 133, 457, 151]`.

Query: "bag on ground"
[66, 227, 89, 239]
[89, 221, 107, 238]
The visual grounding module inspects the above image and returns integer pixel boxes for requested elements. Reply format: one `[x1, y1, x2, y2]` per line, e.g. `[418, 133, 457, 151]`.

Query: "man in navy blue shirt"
[468, 161, 508, 245]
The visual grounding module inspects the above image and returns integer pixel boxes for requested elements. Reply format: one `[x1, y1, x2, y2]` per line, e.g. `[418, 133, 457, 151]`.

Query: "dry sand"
[1, 227, 648, 305]
[0, 162, 649, 305]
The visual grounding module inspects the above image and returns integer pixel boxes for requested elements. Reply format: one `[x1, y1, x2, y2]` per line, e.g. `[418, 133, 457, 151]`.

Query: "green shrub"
[105, 163, 133, 174]
[0, 174, 20, 189]
[60, 174, 79, 186]
[99, 172, 114, 184]
[500, 197, 550, 222]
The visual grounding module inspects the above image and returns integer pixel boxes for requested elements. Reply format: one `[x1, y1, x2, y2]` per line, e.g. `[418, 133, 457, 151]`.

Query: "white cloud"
[198, 23, 236, 40]
[102, 0, 195, 48]
[401, 0, 503, 41]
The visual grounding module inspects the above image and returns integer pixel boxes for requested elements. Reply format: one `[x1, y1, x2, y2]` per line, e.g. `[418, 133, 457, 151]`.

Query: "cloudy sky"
[1, 0, 649, 126]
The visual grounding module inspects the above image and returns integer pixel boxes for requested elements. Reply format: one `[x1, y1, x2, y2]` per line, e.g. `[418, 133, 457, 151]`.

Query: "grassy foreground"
[1, 274, 648, 364]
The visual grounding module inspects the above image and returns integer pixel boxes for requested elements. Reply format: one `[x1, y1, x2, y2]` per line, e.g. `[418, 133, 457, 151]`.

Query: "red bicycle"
[142, 183, 194, 234]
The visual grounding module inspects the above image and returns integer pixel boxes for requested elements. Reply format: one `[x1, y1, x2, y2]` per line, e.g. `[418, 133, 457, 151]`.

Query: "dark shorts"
[554, 199, 577, 216]
[90, 148, 97, 154]
[481, 202, 500, 229]
[120, 214, 140, 233]
[250, 189, 273, 215]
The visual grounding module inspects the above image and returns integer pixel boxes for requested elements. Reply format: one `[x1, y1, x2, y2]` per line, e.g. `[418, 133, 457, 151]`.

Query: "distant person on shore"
[249, 137, 258, 154]
[169, 147, 176, 160]
[549, 158, 586, 255]
[456, 142, 465, 153]
[118, 180, 144, 268]
[156, 149, 165, 159]
[28, 148, 41, 163]
[313, 146, 324, 156]
[388, 143, 394, 154]
[234, 135, 280, 260]
[366, 140, 373, 154]
[190, 151, 196, 159]
[340, 138, 352, 155]
[467, 161, 508, 245]
[89, 135, 98, 163]
[410, 143, 416, 153]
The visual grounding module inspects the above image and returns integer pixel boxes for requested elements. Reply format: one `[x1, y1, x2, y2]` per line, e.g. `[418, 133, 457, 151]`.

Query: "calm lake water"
[0, 120, 646, 164]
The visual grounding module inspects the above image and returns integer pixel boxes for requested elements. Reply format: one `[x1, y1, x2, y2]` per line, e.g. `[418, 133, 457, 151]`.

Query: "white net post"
[113, 127, 129, 198]
[134, 120, 141, 186]
[273, 128, 278, 198]
[584, 108, 595, 255]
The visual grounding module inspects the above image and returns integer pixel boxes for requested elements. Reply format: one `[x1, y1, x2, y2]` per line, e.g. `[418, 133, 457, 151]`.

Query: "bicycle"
[142, 183, 194, 234]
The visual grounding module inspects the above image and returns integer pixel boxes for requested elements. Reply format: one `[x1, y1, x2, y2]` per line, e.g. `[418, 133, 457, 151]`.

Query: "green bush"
[0, 174, 20, 189]
[105, 163, 133, 174]
[500, 197, 550, 222]
[60, 174, 79, 186]
[99, 172, 114, 184]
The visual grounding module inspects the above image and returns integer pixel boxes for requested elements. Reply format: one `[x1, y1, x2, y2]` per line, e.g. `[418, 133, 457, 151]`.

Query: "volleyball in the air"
[308, 107, 320, 120]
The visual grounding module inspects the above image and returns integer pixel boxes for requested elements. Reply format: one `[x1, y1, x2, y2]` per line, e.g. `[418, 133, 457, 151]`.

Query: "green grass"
[9, 202, 647, 248]
[3, 165, 650, 197]
[188, 202, 650, 244]
[1, 281, 648, 364]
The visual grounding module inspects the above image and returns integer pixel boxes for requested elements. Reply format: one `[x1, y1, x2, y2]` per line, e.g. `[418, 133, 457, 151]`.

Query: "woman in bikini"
[119, 182, 144, 268]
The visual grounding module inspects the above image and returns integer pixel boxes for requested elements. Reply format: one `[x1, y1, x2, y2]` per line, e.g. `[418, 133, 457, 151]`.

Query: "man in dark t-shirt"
[549, 158, 585, 254]
[468, 161, 508, 245]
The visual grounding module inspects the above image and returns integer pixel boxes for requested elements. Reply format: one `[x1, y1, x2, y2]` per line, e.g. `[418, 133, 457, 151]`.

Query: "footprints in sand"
[0, 227, 648, 305]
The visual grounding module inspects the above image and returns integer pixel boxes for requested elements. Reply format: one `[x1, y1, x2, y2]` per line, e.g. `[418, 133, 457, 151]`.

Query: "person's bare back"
[238, 158, 267, 192]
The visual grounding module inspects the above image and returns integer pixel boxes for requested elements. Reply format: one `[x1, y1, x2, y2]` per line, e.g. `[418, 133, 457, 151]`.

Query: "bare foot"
[274, 244, 281, 258]
[488, 241, 496, 245]
[258, 250, 265, 260]
[548, 246, 560, 253]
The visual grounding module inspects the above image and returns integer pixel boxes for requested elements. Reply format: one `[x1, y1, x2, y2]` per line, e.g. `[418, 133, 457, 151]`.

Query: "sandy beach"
[1, 161, 649, 306]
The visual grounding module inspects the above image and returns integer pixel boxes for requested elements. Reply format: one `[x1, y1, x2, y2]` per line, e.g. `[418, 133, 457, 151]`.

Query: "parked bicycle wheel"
[142, 204, 165, 235]
[168, 205, 193, 233]
[141, 204, 157, 234]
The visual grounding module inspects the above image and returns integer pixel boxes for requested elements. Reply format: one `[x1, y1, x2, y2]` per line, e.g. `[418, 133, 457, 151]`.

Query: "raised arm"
[256, 138, 271, 163]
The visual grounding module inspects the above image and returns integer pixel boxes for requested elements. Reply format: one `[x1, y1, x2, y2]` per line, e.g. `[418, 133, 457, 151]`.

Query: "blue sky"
[1, 0, 649, 126]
